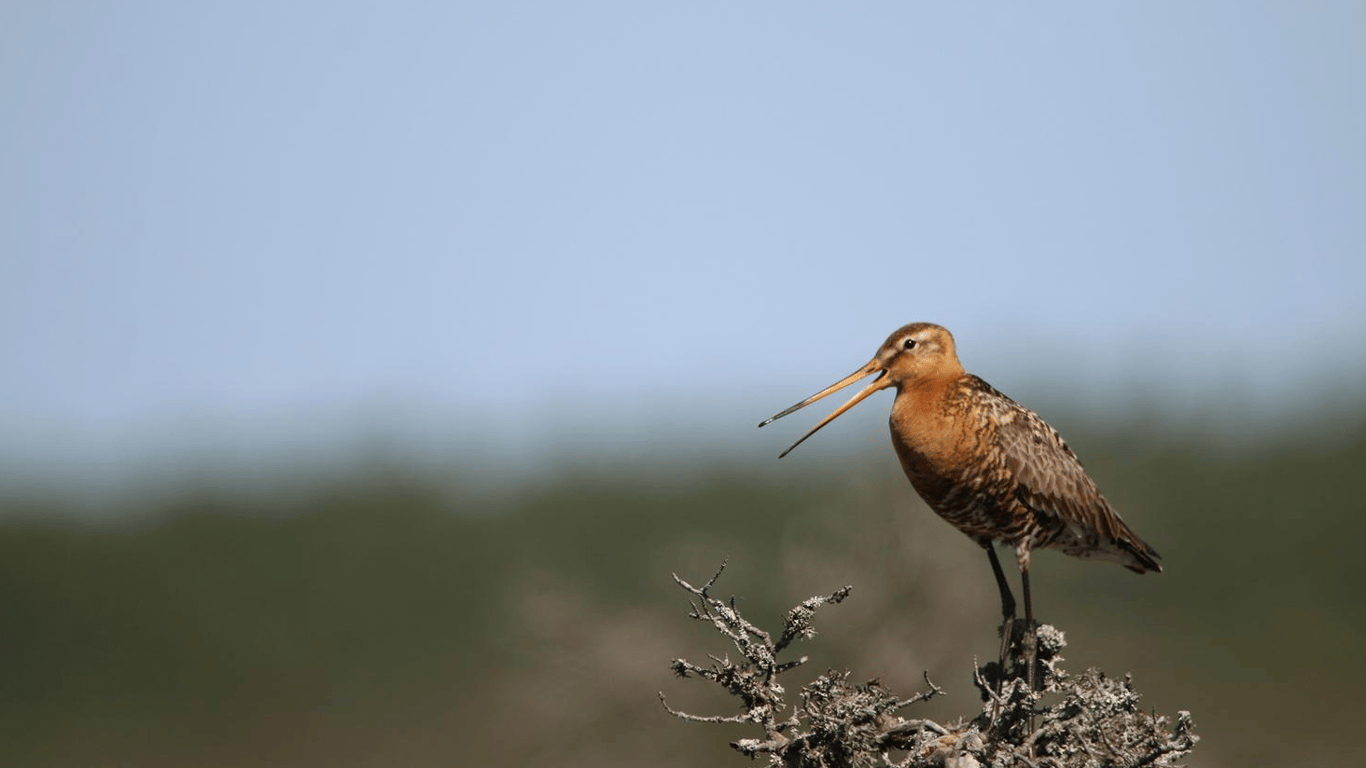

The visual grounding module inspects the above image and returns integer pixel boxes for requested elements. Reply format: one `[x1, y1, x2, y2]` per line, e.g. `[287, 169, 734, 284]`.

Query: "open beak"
[758, 359, 892, 458]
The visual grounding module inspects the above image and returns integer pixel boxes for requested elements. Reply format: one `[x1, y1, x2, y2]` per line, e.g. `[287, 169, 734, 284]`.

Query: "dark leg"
[984, 543, 1016, 620]
[1021, 566, 1037, 692]
[1021, 564, 1039, 739]
[984, 544, 1017, 690]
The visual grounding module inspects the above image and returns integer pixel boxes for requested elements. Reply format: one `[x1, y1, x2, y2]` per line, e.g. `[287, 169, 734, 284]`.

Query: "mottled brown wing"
[970, 377, 1161, 573]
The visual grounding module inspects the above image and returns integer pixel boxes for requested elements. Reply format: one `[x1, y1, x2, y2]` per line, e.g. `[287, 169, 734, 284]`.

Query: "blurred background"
[2, 2, 1363, 766]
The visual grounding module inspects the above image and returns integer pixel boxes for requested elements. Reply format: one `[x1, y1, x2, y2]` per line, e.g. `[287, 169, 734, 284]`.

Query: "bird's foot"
[983, 617, 1043, 693]
[1021, 619, 1038, 693]
[981, 615, 1027, 711]
[997, 615, 1015, 675]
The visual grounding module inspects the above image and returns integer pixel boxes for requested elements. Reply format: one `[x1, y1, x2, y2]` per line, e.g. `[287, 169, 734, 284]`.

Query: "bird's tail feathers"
[1118, 536, 1162, 574]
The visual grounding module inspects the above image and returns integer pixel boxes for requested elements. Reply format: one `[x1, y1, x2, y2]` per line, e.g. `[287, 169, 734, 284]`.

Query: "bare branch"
[896, 671, 945, 708]
[658, 692, 748, 724]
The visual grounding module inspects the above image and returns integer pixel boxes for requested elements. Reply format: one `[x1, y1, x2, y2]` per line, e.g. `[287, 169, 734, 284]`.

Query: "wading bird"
[759, 323, 1160, 678]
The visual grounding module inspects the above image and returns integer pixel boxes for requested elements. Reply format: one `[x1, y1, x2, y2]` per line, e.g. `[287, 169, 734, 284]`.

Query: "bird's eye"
[903, 338, 917, 350]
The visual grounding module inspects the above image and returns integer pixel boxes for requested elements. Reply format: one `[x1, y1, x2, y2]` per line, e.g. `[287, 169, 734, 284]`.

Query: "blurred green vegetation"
[2, 415, 1364, 767]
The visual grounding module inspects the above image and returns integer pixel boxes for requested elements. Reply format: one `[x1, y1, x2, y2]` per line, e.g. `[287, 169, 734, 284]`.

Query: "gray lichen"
[661, 565, 1198, 767]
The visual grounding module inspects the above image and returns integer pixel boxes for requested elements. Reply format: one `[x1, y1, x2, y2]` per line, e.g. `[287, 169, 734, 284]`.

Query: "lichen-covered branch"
[661, 565, 1198, 767]
[661, 560, 856, 750]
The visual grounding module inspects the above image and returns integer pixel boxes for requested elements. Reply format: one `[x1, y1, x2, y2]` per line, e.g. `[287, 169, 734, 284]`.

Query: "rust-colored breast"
[888, 375, 1006, 533]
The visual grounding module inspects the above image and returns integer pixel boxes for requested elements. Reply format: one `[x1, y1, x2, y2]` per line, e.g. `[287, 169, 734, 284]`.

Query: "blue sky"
[2, 3, 1363, 488]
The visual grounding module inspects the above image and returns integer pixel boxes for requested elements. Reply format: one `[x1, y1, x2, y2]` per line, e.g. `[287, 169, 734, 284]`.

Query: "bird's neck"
[898, 369, 964, 398]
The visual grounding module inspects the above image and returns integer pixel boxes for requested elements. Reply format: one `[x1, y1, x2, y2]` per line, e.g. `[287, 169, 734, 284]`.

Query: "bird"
[759, 322, 1160, 679]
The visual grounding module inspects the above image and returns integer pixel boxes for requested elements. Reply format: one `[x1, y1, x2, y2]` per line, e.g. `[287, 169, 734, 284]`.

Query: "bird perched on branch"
[760, 322, 1160, 675]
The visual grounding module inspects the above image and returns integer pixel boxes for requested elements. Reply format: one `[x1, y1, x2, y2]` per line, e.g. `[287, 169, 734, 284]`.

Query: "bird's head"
[759, 322, 963, 457]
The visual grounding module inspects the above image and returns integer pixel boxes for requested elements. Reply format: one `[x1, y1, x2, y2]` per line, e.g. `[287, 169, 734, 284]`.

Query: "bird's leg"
[983, 544, 1017, 675]
[984, 543, 1016, 619]
[1021, 566, 1037, 692]
[1013, 544, 1039, 692]
[1019, 561, 1039, 743]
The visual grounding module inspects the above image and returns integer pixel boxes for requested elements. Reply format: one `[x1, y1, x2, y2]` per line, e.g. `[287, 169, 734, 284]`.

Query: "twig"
[897, 671, 945, 708]
[658, 692, 747, 724]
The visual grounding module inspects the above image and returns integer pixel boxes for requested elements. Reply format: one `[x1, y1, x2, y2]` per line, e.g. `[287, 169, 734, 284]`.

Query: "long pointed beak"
[758, 360, 892, 458]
